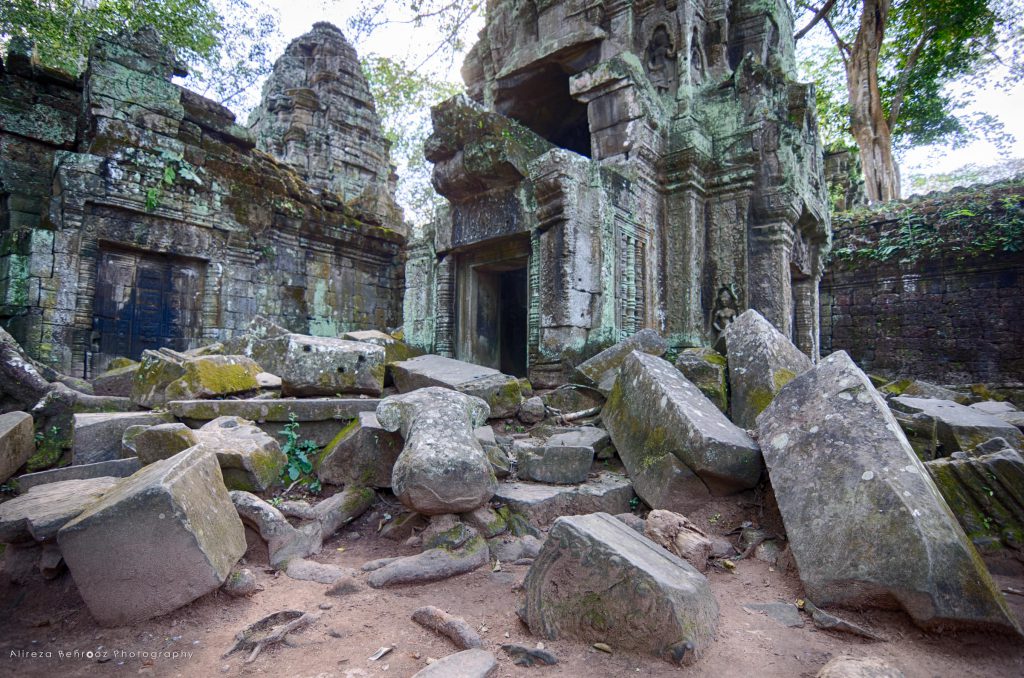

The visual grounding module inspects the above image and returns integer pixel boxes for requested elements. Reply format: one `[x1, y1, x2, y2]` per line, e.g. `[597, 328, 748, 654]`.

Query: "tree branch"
[823, 14, 851, 68]
[795, 0, 839, 41]
[887, 27, 935, 130]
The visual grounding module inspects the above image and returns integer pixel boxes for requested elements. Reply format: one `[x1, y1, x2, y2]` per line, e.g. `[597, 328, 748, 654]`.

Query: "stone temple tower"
[405, 0, 831, 387]
[250, 22, 404, 234]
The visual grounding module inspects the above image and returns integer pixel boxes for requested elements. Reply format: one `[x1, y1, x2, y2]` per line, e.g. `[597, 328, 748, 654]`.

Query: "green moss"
[342, 486, 375, 514]
[772, 368, 797, 391]
[747, 387, 776, 416]
[318, 418, 358, 467]
[701, 352, 727, 367]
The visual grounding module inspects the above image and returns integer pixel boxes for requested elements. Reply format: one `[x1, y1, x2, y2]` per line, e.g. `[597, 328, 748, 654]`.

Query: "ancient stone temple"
[0, 25, 406, 378]
[406, 0, 831, 387]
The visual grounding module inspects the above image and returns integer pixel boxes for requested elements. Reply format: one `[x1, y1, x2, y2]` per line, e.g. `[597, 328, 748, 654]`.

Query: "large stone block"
[91, 362, 139, 397]
[493, 472, 634, 525]
[163, 355, 262, 401]
[1, 477, 119, 543]
[574, 329, 667, 395]
[17, 458, 141, 492]
[196, 416, 286, 492]
[377, 387, 496, 515]
[130, 348, 187, 408]
[0, 411, 34, 483]
[521, 513, 718, 664]
[390, 355, 522, 418]
[71, 411, 174, 465]
[123, 423, 200, 465]
[604, 351, 761, 509]
[674, 348, 728, 413]
[514, 438, 594, 485]
[57, 447, 246, 626]
[758, 351, 1019, 633]
[318, 411, 402, 488]
[269, 334, 385, 397]
[890, 397, 1024, 455]
[724, 309, 812, 429]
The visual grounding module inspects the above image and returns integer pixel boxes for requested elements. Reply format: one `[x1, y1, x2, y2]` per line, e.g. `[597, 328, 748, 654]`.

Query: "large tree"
[795, 0, 1023, 202]
[0, 0, 279, 113]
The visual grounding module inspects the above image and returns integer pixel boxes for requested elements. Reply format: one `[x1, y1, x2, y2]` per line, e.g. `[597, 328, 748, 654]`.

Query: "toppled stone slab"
[542, 386, 605, 417]
[378, 387, 496, 515]
[890, 397, 1024, 454]
[58, 446, 246, 626]
[475, 426, 511, 478]
[1, 411, 34, 483]
[675, 348, 729, 413]
[163, 355, 262, 401]
[168, 398, 379, 422]
[269, 334, 385, 397]
[604, 352, 761, 507]
[17, 458, 141, 492]
[925, 447, 1024, 552]
[391, 355, 522, 418]
[521, 513, 718, 664]
[574, 329, 668, 395]
[742, 602, 804, 628]
[92, 363, 140, 397]
[318, 411, 402, 488]
[130, 348, 188, 408]
[367, 536, 489, 588]
[881, 378, 965, 402]
[411, 649, 498, 678]
[724, 309, 812, 430]
[0, 477, 119, 542]
[123, 423, 199, 465]
[970, 401, 1019, 416]
[343, 330, 420, 364]
[196, 416, 286, 492]
[517, 396, 546, 424]
[514, 437, 593, 485]
[71, 411, 174, 465]
[757, 350, 1019, 633]
[493, 472, 634, 525]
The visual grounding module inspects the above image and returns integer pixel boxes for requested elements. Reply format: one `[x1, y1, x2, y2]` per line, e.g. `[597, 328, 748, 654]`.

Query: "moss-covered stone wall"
[820, 179, 1024, 385]
[0, 29, 406, 377]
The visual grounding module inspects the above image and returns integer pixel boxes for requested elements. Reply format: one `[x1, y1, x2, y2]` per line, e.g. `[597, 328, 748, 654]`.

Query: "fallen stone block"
[674, 347, 728, 413]
[517, 396, 546, 424]
[58, 447, 247, 626]
[16, 458, 140, 492]
[163, 355, 262, 401]
[574, 328, 667, 395]
[493, 472, 635, 525]
[925, 447, 1024, 553]
[521, 513, 718, 664]
[196, 416, 286, 492]
[604, 351, 761, 507]
[123, 422, 199, 465]
[757, 350, 1019, 633]
[890, 397, 1024, 454]
[318, 411, 402, 488]
[475, 426, 510, 478]
[367, 536, 489, 588]
[411, 649, 497, 678]
[378, 387, 496, 515]
[71, 411, 174, 465]
[0, 411, 34, 483]
[91, 362, 140, 397]
[880, 378, 965, 402]
[343, 329, 420, 364]
[542, 385, 605, 417]
[0, 477, 119, 543]
[515, 437, 593, 485]
[723, 309, 812, 429]
[970, 401, 1019, 416]
[268, 334, 385, 397]
[222, 568, 258, 597]
[130, 348, 188, 408]
[460, 506, 507, 538]
[390, 355, 522, 418]
[816, 656, 904, 678]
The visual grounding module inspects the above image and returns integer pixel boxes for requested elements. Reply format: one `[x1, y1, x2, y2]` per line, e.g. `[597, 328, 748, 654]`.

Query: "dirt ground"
[2, 493, 1023, 678]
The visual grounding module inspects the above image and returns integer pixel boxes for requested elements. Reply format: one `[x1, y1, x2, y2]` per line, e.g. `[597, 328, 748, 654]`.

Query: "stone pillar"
[747, 221, 795, 340]
[434, 256, 455, 358]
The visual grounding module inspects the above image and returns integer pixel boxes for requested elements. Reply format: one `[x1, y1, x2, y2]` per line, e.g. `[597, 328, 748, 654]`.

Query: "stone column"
[747, 221, 795, 341]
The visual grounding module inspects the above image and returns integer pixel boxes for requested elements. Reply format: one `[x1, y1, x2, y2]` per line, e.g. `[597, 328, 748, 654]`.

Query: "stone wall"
[820, 180, 1024, 386]
[0, 27, 406, 378]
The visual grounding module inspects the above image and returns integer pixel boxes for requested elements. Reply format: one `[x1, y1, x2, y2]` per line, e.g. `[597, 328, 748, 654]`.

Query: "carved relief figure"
[712, 285, 739, 334]
[645, 24, 677, 93]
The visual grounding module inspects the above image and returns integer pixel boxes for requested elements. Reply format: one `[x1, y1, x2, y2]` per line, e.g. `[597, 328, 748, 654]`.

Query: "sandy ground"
[2, 492, 1023, 678]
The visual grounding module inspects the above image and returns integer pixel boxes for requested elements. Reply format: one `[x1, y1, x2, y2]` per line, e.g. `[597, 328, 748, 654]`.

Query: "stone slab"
[574, 328, 667, 395]
[0, 411, 34, 483]
[391, 355, 522, 418]
[891, 396, 1024, 454]
[411, 649, 498, 678]
[0, 477, 119, 543]
[71, 411, 174, 465]
[493, 472, 635, 525]
[17, 458, 141, 492]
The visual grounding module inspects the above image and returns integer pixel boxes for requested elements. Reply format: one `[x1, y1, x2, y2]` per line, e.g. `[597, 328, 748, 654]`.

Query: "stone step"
[493, 472, 635, 525]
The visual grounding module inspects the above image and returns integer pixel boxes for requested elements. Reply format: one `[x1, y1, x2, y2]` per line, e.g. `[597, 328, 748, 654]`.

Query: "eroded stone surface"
[493, 472, 635, 525]
[522, 513, 718, 664]
[391, 355, 522, 419]
[575, 329, 668, 395]
[318, 411, 402, 488]
[0, 477, 119, 543]
[758, 351, 1019, 633]
[72, 411, 174, 465]
[58, 447, 246, 626]
[724, 310, 813, 430]
[604, 351, 761, 508]
[890, 397, 1024, 454]
[0, 411, 34, 483]
[196, 416, 286, 492]
[16, 458, 141, 492]
[124, 423, 199, 465]
[411, 649, 498, 678]
[675, 348, 728, 413]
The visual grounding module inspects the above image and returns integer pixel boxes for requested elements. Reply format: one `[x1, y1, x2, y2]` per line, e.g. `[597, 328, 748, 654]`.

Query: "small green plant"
[708, 513, 722, 525]
[628, 496, 640, 511]
[279, 413, 322, 494]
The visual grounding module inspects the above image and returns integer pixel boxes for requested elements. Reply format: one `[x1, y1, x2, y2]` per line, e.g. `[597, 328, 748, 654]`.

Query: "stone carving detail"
[407, 0, 831, 386]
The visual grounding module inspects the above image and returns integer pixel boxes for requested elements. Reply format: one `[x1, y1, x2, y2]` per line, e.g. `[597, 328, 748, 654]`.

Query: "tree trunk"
[846, 0, 900, 203]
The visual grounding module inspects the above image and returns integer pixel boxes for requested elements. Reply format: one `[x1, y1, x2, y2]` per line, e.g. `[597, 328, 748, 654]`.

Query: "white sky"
[256, 1, 1023, 184]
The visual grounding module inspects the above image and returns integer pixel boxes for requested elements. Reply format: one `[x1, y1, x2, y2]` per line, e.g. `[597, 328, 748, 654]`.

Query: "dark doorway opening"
[498, 267, 528, 377]
[494, 45, 600, 157]
[91, 245, 205, 375]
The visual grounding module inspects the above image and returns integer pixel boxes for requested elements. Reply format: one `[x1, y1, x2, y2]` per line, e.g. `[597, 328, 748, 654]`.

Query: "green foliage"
[831, 182, 1024, 263]
[279, 413, 322, 494]
[0, 0, 279, 114]
[346, 0, 482, 69]
[360, 54, 463, 229]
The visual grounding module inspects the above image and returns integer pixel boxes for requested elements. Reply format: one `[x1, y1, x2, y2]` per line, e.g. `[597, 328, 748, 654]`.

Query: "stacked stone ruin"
[405, 0, 831, 387]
